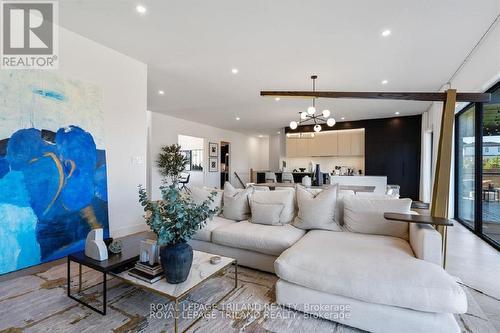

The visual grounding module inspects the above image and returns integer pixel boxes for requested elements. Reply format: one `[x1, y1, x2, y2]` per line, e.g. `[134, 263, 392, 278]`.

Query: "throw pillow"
[222, 182, 253, 221]
[249, 201, 284, 225]
[335, 189, 356, 225]
[293, 185, 341, 231]
[190, 186, 223, 213]
[250, 189, 295, 224]
[343, 196, 412, 240]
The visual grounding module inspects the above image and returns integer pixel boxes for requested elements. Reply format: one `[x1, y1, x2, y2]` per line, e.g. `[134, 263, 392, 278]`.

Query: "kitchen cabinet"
[337, 131, 351, 156]
[350, 130, 364, 156]
[309, 131, 338, 156]
[286, 137, 298, 157]
[296, 138, 310, 156]
[286, 129, 364, 157]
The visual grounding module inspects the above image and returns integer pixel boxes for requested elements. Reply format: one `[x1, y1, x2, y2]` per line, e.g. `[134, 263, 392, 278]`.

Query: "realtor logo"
[1, 1, 58, 69]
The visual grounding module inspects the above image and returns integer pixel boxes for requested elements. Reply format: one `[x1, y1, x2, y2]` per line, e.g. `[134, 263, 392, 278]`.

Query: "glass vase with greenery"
[138, 144, 218, 283]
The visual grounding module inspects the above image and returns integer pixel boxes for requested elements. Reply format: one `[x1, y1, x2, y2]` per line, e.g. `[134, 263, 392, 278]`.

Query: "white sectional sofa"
[188, 184, 466, 333]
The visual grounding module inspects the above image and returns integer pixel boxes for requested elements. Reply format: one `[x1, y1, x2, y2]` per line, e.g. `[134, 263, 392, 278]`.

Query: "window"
[455, 81, 500, 249]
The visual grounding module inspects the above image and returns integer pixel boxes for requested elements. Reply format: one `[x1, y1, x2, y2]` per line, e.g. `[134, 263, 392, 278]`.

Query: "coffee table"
[111, 250, 237, 333]
[67, 247, 139, 315]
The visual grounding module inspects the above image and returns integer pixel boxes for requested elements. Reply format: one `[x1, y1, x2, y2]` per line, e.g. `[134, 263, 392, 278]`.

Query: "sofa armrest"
[409, 223, 442, 265]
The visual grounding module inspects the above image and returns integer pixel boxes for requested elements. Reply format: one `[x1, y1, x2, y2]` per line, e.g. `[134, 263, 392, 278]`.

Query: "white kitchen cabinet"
[337, 130, 351, 156]
[325, 131, 338, 156]
[296, 138, 310, 156]
[350, 130, 365, 156]
[286, 129, 364, 157]
[310, 132, 338, 156]
[286, 137, 298, 157]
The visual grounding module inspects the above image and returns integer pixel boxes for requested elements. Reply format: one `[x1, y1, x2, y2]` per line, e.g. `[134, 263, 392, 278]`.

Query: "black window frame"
[454, 80, 500, 251]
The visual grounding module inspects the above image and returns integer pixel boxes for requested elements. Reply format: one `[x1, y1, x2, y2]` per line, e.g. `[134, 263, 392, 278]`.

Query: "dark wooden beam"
[260, 91, 491, 103]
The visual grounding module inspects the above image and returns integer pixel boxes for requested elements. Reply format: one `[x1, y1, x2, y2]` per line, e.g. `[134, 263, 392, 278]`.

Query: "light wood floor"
[0, 222, 498, 332]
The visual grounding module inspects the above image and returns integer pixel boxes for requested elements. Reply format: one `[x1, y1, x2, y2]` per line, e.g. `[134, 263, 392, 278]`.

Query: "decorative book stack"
[128, 261, 164, 283]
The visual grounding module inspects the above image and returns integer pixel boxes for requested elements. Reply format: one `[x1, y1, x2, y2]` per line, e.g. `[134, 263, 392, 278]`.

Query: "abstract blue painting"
[0, 71, 108, 275]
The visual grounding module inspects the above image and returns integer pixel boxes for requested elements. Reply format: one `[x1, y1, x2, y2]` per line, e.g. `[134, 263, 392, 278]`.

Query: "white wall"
[59, 27, 148, 237]
[148, 112, 267, 199]
[269, 134, 281, 171]
[422, 19, 500, 216]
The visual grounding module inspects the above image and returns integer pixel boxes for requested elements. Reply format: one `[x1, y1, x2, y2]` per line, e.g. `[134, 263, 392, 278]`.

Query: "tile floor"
[446, 222, 500, 332]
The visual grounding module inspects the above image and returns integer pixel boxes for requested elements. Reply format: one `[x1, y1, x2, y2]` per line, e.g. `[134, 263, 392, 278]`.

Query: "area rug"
[0, 262, 495, 332]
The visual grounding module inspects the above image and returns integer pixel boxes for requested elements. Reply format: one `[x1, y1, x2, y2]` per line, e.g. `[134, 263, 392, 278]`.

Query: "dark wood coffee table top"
[383, 213, 454, 226]
[68, 248, 139, 272]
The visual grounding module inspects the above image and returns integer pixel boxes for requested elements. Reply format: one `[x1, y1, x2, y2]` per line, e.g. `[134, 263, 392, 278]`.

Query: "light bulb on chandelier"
[307, 106, 316, 115]
[327, 118, 336, 127]
[290, 121, 298, 130]
[300, 112, 308, 120]
[314, 124, 322, 132]
[322, 109, 330, 118]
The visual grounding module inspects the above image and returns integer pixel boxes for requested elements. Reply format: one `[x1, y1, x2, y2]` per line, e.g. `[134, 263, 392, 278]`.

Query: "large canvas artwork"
[0, 71, 108, 275]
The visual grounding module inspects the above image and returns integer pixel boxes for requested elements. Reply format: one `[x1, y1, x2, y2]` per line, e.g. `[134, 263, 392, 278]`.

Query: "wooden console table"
[383, 213, 453, 268]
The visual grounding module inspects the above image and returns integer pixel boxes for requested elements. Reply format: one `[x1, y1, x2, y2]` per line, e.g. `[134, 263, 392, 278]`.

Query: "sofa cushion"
[293, 185, 341, 231]
[222, 182, 252, 221]
[193, 216, 235, 242]
[275, 230, 467, 314]
[335, 189, 355, 225]
[190, 186, 223, 212]
[250, 189, 295, 224]
[343, 196, 412, 240]
[212, 220, 306, 256]
[249, 201, 284, 225]
[252, 186, 270, 191]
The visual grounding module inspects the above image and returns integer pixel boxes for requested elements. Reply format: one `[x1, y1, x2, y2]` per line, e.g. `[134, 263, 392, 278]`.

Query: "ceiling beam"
[260, 91, 491, 102]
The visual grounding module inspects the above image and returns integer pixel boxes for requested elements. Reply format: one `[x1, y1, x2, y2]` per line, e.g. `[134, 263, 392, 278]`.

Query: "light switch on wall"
[131, 156, 144, 166]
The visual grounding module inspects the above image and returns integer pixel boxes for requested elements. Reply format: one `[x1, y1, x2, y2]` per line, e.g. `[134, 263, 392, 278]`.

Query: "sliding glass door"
[456, 105, 475, 228]
[482, 87, 500, 244]
[455, 81, 500, 249]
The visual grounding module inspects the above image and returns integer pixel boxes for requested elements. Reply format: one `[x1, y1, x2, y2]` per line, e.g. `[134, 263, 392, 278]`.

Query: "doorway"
[220, 142, 230, 188]
[178, 134, 204, 188]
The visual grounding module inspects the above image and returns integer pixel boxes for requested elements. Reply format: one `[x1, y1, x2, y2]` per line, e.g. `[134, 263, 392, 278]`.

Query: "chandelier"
[289, 75, 336, 132]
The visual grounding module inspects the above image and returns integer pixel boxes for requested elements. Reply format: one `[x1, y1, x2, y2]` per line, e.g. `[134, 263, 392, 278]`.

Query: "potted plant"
[138, 144, 218, 283]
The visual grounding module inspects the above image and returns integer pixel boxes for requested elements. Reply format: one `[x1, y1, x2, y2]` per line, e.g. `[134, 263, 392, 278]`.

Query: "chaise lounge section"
[188, 184, 467, 333]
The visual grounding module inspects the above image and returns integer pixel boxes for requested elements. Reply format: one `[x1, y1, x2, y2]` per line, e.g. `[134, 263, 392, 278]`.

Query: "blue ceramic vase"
[160, 242, 193, 283]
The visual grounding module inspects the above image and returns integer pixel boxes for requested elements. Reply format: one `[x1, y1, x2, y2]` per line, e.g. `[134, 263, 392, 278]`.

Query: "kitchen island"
[330, 175, 387, 194]
[254, 171, 387, 194]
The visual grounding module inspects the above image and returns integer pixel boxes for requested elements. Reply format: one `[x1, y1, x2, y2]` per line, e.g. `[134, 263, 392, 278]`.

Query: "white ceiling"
[59, 0, 500, 134]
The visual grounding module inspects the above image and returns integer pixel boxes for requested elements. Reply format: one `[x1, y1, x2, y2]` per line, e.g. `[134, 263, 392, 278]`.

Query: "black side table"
[383, 212, 453, 268]
[67, 248, 139, 315]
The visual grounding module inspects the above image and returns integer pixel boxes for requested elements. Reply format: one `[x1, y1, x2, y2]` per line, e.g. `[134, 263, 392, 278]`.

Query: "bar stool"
[281, 172, 294, 183]
[265, 172, 277, 183]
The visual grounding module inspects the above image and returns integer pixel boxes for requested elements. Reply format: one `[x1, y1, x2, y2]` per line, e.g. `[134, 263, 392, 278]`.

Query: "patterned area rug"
[0, 262, 496, 332]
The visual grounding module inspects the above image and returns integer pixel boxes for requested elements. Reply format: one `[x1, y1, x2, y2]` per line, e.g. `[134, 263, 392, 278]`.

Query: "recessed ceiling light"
[136, 5, 147, 14]
[381, 29, 391, 37]
[231, 68, 239, 74]
[277, 131, 281, 134]
[235, 117, 240, 120]
[158, 90, 165, 95]
[275, 97, 281, 101]
[341, 117, 345, 120]
[395, 112, 400, 115]
[381, 80, 388, 85]
[258, 135, 263, 138]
